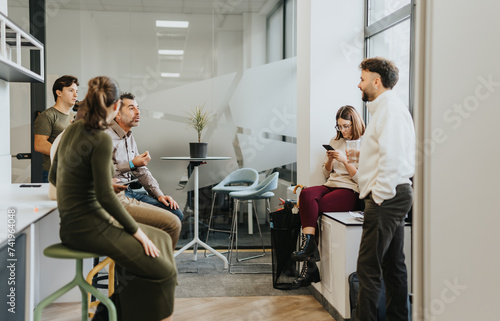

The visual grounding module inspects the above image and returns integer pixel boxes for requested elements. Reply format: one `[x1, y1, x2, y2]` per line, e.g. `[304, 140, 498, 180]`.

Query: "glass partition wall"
[9, 0, 297, 249]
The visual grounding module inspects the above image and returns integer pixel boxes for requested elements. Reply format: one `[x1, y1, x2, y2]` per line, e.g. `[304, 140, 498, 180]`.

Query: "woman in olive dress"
[49, 76, 176, 321]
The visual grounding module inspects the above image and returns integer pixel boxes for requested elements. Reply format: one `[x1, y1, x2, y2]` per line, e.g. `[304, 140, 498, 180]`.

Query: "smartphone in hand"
[322, 144, 335, 151]
[120, 178, 139, 185]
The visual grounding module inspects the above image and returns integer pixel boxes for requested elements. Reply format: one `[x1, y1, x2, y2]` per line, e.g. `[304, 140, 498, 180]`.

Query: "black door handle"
[12, 153, 32, 159]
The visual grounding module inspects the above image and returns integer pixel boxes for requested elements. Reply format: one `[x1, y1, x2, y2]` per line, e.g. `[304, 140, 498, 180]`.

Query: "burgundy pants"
[298, 185, 358, 228]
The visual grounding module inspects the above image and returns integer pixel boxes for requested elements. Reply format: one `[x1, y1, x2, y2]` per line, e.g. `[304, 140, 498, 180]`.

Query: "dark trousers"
[354, 184, 413, 321]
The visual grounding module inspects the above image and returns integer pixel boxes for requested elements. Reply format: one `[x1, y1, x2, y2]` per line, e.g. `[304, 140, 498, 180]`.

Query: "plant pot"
[189, 142, 208, 158]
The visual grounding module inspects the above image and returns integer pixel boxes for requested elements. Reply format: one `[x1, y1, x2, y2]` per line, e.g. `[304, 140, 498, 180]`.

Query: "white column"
[297, 0, 364, 186]
[413, 1, 500, 319]
[242, 12, 266, 70]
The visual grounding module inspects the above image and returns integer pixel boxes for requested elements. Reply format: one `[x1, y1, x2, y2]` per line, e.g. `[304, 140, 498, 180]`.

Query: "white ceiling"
[8, 0, 275, 15]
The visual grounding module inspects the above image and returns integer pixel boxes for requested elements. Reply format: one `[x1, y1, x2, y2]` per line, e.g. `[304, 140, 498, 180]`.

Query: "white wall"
[297, 0, 364, 187]
[0, 80, 11, 184]
[0, 0, 6, 14]
[413, 1, 500, 319]
[0, 0, 11, 184]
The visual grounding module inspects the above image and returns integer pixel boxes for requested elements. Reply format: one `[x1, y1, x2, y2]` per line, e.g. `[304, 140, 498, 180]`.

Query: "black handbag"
[270, 199, 301, 290]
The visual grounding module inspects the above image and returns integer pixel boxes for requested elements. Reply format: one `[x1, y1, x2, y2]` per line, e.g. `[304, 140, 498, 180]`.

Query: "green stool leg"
[77, 274, 117, 321]
[34, 258, 117, 321]
[78, 283, 88, 320]
[34, 276, 79, 320]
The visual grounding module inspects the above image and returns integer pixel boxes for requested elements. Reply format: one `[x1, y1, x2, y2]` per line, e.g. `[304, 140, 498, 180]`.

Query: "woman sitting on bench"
[291, 105, 365, 289]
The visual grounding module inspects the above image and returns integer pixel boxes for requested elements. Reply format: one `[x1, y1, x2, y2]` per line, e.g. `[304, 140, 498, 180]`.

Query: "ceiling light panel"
[156, 20, 189, 28]
[158, 50, 184, 55]
[161, 73, 180, 78]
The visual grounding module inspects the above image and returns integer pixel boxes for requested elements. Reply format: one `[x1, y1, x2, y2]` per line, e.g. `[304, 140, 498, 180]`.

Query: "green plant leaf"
[186, 103, 214, 143]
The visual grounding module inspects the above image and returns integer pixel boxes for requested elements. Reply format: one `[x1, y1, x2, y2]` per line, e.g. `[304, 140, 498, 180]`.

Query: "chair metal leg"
[228, 198, 271, 274]
[205, 192, 231, 258]
[236, 199, 266, 262]
[228, 199, 239, 273]
[204, 192, 217, 245]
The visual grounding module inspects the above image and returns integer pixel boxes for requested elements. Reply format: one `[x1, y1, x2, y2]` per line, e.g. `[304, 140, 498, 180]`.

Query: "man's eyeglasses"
[335, 124, 352, 131]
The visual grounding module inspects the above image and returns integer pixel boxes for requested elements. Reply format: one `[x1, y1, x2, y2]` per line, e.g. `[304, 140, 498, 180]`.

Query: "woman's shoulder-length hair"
[335, 105, 365, 140]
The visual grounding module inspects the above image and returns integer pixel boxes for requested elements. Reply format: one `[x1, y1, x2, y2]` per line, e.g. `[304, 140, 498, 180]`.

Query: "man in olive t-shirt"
[34, 75, 79, 182]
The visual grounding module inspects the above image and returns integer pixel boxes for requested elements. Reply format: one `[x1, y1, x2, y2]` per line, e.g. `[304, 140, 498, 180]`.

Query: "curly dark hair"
[83, 76, 120, 130]
[120, 92, 135, 101]
[335, 105, 365, 140]
[119, 92, 135, 111]
[359, 57, 399, 89]
[52, 75, 79, 102]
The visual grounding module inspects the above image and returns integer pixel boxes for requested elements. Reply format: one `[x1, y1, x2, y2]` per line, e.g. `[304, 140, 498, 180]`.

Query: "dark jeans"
[353, 184, 413, 321]
[42, 170, 49, 183]
[125, 188, 184, 221]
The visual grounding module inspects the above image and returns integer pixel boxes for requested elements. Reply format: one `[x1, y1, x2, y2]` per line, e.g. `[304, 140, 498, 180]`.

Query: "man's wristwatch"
[129, 160, 137, 171]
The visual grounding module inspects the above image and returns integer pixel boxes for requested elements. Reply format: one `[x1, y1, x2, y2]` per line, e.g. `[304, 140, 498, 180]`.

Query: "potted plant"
[186, 104, 214, 158]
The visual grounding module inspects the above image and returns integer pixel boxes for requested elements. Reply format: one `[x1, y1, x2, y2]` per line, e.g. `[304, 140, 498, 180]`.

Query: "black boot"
[91, 301, 109, 321]
[290, 259, 321, 289]
[291, 233, 320, 261]
[91, 294, 117, 321]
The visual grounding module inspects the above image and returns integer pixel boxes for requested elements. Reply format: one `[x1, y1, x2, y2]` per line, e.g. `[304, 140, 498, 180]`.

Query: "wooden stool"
[86, 257, 115, 319]
[34, 243, 117, 321]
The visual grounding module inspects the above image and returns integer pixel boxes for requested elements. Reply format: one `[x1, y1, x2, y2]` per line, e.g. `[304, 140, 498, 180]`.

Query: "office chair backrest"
[252, 172, 279, 196]
[215, 168, 259, 189]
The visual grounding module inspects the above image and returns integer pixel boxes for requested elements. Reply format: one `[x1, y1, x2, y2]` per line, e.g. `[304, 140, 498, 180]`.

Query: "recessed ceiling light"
[161, 73, 181, 78]
[156, 20, 189, 28]
[158, 50, 184, 55]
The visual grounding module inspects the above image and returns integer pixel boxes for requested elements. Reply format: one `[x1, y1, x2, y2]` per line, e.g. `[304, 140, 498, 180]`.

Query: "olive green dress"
[49, 120, 176, 320]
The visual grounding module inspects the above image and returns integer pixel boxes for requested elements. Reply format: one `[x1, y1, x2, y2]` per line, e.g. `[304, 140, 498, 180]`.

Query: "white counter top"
[0, 183, 57, 244]
[323, 211, 411, 226]
[323, 211, 364, 226]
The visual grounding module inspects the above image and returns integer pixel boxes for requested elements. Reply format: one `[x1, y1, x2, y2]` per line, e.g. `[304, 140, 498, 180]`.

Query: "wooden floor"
[41, 295, 335, 320]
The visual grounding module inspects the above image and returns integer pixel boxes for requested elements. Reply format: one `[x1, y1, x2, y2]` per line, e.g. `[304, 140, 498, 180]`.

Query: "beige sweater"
[321, 137, 359, 193]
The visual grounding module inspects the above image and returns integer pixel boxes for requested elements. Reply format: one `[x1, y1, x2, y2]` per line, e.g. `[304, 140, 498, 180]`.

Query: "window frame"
[362, 1, 416, 122]
[266, 0, 297, 63]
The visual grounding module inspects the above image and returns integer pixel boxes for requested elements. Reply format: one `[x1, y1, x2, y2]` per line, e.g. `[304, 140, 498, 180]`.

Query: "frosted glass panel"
[230, 58, 297, 173]
[7, 0, 297, 216]
[237, 133, 296, 172]
[230, 58, 297, 137]
[134, 73, 241, 196]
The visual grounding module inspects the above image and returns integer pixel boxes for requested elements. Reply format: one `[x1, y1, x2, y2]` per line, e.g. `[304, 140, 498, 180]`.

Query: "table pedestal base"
[172, 163, 229, 269]
[174, 236, 229, 269]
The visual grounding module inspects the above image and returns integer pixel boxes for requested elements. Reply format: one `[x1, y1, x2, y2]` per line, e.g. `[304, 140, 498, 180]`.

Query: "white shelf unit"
[0, 12, 44, 83]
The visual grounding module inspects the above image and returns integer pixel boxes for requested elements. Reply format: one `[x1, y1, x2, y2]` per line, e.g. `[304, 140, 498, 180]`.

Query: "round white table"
[161, 156, 231, 269]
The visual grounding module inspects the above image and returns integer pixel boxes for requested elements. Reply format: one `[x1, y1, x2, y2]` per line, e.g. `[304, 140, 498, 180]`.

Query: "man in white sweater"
[352, 57, 415, 321]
